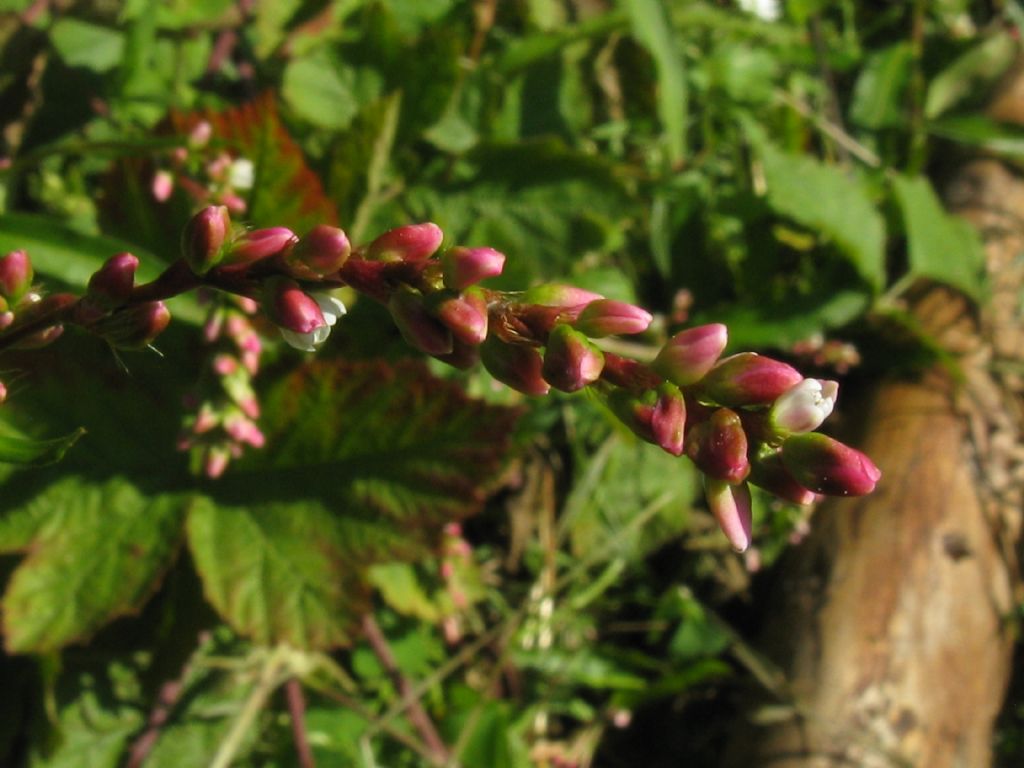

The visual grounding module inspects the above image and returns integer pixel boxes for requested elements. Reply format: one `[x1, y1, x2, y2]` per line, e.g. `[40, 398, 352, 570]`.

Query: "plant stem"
[360, 614, 450, 766]
[209, 646, 288, 768]
[285, 678, 316, 768]
[125, 678, 186, 768]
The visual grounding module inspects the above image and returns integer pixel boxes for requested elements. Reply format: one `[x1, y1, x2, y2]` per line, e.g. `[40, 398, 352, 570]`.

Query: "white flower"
[738, 0, 781, 22]
[769, 378, 838, 434]
[228, 158, 255, 190]
[277, 293, 346, 352]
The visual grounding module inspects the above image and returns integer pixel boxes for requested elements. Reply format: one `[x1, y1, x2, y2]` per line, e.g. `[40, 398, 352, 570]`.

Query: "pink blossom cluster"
[0, 205, 881, 551]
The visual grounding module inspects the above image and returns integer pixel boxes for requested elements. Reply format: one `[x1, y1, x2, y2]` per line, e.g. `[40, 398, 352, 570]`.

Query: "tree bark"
[730, 161, 1024, 765]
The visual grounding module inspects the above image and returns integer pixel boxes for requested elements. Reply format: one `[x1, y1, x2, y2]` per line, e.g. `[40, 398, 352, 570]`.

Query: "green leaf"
[929, 114, 1024, 157]
[189, 359, 520, 649]
[0, 421, 83, 466]
[624, 0, 687, 164]
[566, 430, 696, 562]
[406, 139, 631, 287]
[495, 11, 627, 74]
[283, 51, 383, 130]
[892, 173, 986, 301]
[760, 143, 886, 291]
[187, 499, 369, 650]
[50, 19, 125, 73]
[0, 477, 188, 653]
[849, 43, 913, 129]
[696, 289, 870, 349]
[925, 33, 1016, 119]
[368, 562, 439, 622]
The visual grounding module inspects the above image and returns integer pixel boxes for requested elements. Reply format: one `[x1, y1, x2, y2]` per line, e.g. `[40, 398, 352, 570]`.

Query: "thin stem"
[124, 678, 186, 768]
[360, 614, 450, 766]
[210, 646, 288, 768]
[284, 678, 316, 768]
[906, 0, 929, 174]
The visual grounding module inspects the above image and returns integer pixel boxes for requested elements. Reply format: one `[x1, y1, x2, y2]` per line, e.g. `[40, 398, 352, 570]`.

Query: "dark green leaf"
[0, 421, 83, 466]
[189, 359, 520, 648]
[849, 43, 913, 129]
[929, 114, 1024, 157]
[624, 0, 687, 164]
[925, 33, 1016, 119]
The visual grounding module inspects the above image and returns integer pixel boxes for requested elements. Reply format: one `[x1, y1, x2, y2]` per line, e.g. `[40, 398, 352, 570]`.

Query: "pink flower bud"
[366, 223, 444, 262]
[699, 353, 803, 407]
[441, 247, 506, 290]
[652, 323, 728, 387]
[781, 433, 881, 497]
[152, 170, 174, 202]
[188, 120, 212, 148]
[204, 446, 230, 479]
[0, 379, 7, 404]
[433, 288, 488, 346]
[651, 383, 686, 456]
[388, 286, 453, 356]
[86, 252, 139, 309]
[522, 284, 604, 308]
[223, 227, 296, 269]
[434, 338, 481, 370]
[182, 206, 231, 274]
[284, 225, 351, 279]
[541, 324, 605, 392]
[705, 478, 753, 552]
[263, 278, 326, 335]
[604, 389, 657, 444]
[572, 300, 653, 338]
[480, 337, 550, 396]
[685, 408, 750, 484]
[0, 250, 33, 303]
[769, 379, 839, 435]
[749, 451, 817, 506]
[97, 301, 172, 349]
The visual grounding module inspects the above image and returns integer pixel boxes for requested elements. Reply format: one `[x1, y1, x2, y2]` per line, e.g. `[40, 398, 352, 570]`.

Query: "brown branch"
[360, 614, 450, 766]
[284, 678, 316, 768]
[125, 678, 186, 768]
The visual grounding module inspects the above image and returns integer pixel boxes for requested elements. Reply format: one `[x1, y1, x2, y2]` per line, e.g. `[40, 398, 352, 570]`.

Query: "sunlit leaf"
[760, 144, 886, 291]
[892, 173, 986, 301]
[1, 477, 188, 653]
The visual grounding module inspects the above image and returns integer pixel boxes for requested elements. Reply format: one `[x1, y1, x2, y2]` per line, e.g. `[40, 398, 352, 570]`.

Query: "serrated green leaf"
[892, 173, 986, 301]
[50, 19, 124, 73]
[0, 422, 83, 466]
[1, 477, 187, 654]
[566, 432, 696, 561]
[189, 359, 520, 649]
[406, 139, 630, 287]
[187, 499, 370, 649]
[760, 144, 886, 291]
